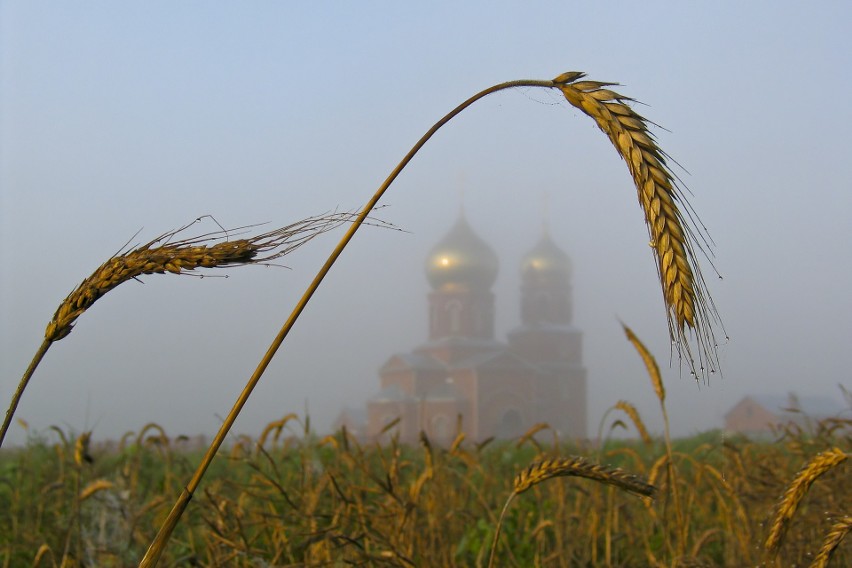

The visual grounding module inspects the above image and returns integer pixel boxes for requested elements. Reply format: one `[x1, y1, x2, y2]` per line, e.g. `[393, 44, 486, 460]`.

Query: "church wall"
[477, 370, 535, 440]
[379, 370, 415, 395]
[366, 399, 418, 442]
[420, 398, 469, 444]
[428, 289, 495, 340]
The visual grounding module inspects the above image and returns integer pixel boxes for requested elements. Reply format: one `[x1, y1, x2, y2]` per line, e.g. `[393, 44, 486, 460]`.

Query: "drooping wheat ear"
[489, 455, 655, 568]
[622, 324, 665, 403]
[45, 212, 358, 342]
[764, 447, 848, 559]
[554, 71, 722, 377]
[513, 455, 656, 498]
[810, 515, 851, 568]
[79, 479, 114, 502]
[73, 431, 92, 467]
[0, 212, 364, 449]
[615, 401, 653, 445]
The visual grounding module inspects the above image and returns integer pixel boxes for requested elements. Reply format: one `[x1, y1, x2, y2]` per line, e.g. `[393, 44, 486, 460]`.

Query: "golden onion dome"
[425, 215, 498, 290]
[521, 232, 571, 281]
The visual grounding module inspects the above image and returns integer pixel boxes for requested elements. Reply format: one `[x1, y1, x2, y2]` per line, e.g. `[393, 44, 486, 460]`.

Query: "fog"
[2, 2, 851, 447]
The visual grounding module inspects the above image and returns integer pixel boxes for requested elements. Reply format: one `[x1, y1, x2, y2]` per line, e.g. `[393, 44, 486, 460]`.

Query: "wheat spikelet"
[73, 431, 92, 467]
[32, 543, 54, 567]
[615, 401, 653, 445]
[622, 324, 666, 403]
[45, 213, 356, 343]
[257, 413, 299, 450]
[810, 515, 851, 568]
[516, 422, 550, 449]
[513, 455, 656, 498]
[554, 72, 721, 377]
[79, 479, 114, 502]
[490, 454, 655, 568]
[765, 447, 848, 559]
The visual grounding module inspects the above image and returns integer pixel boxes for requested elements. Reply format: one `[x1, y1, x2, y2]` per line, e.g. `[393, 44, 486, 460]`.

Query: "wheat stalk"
[555, 71, 722, 377]
[765, 447, 848, 559]
[0, 212, 360, 449]
[810, 515, 851, 568]
[514, 455, 656, 498]
[488, 455, 655, 568]
[615, 400, 653, 445]
[143, 71, 716, 565]
[78, 479, 114, 502]
[622, 323, 688, 556]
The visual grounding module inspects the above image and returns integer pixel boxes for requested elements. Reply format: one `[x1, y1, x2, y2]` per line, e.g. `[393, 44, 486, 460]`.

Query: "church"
[353, 212, 587, 444]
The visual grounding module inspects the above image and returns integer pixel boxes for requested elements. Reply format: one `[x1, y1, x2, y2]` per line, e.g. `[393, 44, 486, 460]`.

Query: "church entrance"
[496, 409, 523, 439]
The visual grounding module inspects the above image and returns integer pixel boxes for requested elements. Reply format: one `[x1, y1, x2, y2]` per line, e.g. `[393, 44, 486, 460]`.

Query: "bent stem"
[0, 339, 51, 447]
[488, 492, 516, 568]
[138, 78, 556, 566]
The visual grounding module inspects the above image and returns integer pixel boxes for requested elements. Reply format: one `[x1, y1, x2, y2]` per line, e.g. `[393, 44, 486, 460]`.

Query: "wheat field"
[1, 409, 849, 567]
[2, 70, 848, 566]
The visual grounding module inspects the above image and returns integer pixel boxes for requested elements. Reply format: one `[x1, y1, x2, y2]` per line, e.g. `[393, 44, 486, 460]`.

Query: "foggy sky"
[2, 1, 851, 447]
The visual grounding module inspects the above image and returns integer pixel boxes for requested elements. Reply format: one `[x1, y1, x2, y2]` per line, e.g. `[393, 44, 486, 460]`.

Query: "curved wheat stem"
[142, 71, 715, 565]
[555, 71, 722, 377]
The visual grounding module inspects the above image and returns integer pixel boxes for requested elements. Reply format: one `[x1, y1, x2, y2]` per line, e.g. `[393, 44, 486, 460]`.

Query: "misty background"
[2, 2, 850, 447]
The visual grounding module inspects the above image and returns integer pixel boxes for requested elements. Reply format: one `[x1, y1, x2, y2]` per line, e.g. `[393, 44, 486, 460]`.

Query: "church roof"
[380, 352, 445, 373]
[425, 213, 498, 290]
[521, 230, 571, 281]
[450, 349, 538, 372]
[508, 322, 580, 335]
[730, 394, 847, 419]
[369, 385, 413, 403]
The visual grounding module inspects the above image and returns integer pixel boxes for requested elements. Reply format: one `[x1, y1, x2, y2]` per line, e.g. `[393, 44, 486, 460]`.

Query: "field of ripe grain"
[1, 415, 848, 567]
[2, 69, 848, 567]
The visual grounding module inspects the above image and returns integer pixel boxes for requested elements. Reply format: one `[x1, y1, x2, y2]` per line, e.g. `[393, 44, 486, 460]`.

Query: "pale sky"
[2, 1, 851, 446]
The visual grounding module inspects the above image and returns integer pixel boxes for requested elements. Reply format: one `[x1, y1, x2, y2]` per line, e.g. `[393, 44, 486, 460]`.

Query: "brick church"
[351, 212, 587, 444]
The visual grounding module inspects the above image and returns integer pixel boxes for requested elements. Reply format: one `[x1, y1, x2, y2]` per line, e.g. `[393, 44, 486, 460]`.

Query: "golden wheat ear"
[554, 71, 723, 379]
[810, 515, 851, 568]
[489, 454, 654, 568]
[0, 211, 363, 449]
[514, 455, 656, 498]
[764, 447, 848, 560]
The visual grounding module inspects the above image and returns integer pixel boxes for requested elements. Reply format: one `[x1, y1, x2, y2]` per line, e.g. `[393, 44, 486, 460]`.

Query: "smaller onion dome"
[521, 232, 571, 282]
[425, 215, 499, 291]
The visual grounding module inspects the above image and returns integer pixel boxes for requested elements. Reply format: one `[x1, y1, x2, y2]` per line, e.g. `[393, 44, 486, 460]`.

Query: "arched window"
[496, 409, 523, 439]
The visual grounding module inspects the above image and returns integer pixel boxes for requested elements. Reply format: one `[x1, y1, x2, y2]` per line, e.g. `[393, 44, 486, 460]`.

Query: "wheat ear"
[0, 212, 358, 449]
[765, 447, 848, 559]
[615, 401, 653, 445]
[555, 71, 722, 377]
[488, 455, 655, 568]
[513, 455, 656, 497]
[810, 515, 851, 568]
